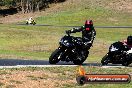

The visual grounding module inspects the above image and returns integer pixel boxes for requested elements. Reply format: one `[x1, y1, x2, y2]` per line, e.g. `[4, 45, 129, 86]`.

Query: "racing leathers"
[122, 40, 132, 54]
[66, 25, 96, 50]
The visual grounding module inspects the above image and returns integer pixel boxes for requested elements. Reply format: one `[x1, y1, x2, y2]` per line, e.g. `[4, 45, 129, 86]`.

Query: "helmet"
[85, 20, 93, 30]
[29, 17, 33, 20]
[127, 36, 132, 45]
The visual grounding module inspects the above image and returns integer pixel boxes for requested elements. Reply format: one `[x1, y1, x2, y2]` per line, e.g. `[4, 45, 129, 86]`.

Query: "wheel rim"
[50, 52, 62, 63]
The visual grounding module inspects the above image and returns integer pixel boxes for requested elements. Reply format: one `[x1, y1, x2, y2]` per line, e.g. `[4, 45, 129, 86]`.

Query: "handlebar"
[65, 30, 71, 36]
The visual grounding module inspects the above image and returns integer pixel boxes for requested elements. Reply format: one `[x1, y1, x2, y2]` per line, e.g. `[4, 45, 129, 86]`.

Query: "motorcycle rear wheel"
[73, 59, 85, 65]
[122, 61, 130, 66]
[49, 49, 62, 64]
[73, 51, 87, 65]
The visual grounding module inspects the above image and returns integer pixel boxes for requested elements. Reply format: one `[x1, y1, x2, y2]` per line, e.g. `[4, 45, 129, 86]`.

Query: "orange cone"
[78, 65, 86, 76]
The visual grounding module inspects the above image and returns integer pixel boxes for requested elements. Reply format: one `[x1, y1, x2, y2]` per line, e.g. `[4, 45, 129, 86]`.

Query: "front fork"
[58, 46, 75, 62]
[104, 53, 112, 62]
[58, 46, 69, 61]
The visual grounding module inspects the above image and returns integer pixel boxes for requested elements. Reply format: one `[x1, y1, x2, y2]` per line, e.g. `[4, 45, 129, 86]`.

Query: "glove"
[71, 28, 76, 31]
[83, 41, 93, 49]
[66, 30, 71, 34]
[124, 45, 130, 51]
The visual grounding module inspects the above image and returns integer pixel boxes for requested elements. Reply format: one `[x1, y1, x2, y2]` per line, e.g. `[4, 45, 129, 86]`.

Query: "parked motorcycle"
[101, 41, 132, 66]
[49, 31, 91, 65]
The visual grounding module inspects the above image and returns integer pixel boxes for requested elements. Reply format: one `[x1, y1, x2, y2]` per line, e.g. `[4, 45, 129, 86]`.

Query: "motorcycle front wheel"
[73, 59, 85, 65]
[26, 22, 28, 25]
[49, 49, 62, 64]
[101, 54, 109, 65]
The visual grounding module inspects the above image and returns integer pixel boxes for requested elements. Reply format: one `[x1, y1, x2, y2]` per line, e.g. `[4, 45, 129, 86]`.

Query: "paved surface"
[17, 24, 132, 28]
[0, 59, 77, 68]
[0, 59, 131, 68]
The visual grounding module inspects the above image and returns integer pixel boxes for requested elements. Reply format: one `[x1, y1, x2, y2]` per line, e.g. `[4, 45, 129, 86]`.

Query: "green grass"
[0, 24, 65, 59]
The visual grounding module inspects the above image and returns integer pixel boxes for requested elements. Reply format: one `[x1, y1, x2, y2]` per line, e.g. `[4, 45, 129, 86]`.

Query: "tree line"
[0, 0, 66, 14]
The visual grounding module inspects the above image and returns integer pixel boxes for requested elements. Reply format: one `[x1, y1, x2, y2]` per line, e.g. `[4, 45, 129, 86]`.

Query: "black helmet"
[85, 20, 93, 30]
[127, 36, 132, 45]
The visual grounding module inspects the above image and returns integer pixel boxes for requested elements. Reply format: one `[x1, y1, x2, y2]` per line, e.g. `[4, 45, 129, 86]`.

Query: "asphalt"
[0, 59, 131, 68]
[0, 59, 103, 66]
[17, 24, 132, 28]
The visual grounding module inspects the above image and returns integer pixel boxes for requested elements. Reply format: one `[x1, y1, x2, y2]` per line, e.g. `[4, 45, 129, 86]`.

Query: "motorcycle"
[26, 20, 36, 25]
[49, 31, 91, 65]
[101, 41, 132, 66]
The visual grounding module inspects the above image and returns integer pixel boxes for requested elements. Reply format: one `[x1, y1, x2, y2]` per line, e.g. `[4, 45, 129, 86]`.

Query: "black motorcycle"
[101, 41, 131, 66]
[49, 32, 91, 65]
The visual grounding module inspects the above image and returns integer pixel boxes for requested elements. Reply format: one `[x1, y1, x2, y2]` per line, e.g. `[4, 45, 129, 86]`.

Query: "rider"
[26, 17, 35, 24]
[122, 35, 132, 54]
[66, 20, 96, 50]
[122, 36, 132, 48]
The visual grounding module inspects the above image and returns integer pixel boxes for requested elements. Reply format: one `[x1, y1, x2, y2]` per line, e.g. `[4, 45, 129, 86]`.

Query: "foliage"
[0, 0, 66, 13]
[0, 0, 16, 6]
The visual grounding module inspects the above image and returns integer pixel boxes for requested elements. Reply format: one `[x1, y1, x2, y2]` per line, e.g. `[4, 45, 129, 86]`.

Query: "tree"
[0, 0, 66, 14]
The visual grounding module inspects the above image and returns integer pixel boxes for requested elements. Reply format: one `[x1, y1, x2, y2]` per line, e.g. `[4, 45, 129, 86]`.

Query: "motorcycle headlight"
[59, 38, 64, 44]
[110, 45, 118, 52]
[63, 40, 70, 46]
[64, 40, 68, 43]
[59, 40, 69, 46]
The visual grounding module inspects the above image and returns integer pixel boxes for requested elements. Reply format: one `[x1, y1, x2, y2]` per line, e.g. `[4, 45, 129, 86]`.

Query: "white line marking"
[0, 65, 78, 69]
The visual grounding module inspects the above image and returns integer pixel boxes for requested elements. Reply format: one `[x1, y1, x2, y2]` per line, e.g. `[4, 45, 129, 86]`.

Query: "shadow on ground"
[0, 59, 97, 66]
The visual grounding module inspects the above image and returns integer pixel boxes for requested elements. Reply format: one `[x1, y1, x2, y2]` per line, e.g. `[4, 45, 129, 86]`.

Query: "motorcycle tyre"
[49, 49, 61, 64]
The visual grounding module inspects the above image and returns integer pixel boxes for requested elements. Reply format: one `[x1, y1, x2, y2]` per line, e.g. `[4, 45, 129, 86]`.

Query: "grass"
[44, 66, 132, 88]
[5, 85, 16, 88]
[27, 75, 47, 81]
[9, 80, 22, 84]
[0, 24, 64, 59]
[0, 66, 132, 88]
[0, 70, 11, 75]
[0, 82, 4, 87]
[27, 75, 38, 81]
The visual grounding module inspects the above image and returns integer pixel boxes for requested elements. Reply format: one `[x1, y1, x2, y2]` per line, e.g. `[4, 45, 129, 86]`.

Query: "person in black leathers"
[66, 20, 96, 50]
[122, 36, 132, 55]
